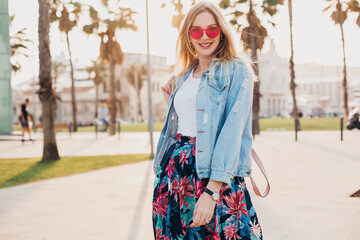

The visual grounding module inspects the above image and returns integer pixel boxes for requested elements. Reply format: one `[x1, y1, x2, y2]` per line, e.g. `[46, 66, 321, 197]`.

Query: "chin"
[197, 49, 217, 59]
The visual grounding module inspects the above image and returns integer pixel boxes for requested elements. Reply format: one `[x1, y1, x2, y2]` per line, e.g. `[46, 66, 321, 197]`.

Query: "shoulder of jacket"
[230, 59, 252, 76]
[228, 59, 253, 91]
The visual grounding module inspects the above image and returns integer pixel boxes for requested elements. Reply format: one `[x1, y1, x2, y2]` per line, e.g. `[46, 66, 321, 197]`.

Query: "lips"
[198, 42, 213, 48]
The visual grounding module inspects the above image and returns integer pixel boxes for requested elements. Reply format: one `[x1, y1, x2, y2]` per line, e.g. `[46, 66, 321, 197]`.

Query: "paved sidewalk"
[0, 131, 160, 158]
[0, 130, 359, 239]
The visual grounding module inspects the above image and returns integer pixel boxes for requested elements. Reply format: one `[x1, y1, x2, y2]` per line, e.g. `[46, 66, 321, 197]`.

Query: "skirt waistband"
[175, 132, 196, 143]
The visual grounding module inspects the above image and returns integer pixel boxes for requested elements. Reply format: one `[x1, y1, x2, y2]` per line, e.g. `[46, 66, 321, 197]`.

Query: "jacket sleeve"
[209, 62, 253, 184]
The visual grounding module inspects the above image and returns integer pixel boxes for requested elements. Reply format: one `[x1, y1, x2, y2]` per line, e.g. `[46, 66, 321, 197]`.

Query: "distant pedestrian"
[98, 103, 109, 132]
[299, 111, 303, 118]
[20, 98, 32, 141]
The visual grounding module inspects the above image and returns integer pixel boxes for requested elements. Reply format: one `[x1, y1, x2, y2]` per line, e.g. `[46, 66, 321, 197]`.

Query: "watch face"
[213, 192, 220, 201]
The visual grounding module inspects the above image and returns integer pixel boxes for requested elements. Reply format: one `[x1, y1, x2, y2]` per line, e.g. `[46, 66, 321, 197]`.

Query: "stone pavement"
[0, 130, 359, 240]
[0, 131, 161, 158]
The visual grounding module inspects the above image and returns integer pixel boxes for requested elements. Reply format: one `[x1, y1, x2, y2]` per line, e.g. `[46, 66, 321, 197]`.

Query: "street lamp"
[146, 0, 154, 158]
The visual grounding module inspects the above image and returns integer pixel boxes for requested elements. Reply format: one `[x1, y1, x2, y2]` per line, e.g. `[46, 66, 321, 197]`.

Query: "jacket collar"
[183, 54, 218, 81]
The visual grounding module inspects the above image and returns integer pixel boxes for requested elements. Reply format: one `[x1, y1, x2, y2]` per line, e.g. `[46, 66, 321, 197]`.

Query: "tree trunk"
[339, 23, 349, 121]
[95, 84, 99, 119]
[248, 1, 260, 136]
[65, 32, 77, 131]
[38, 0, 60, 161]
[108, 61, 117, 135]
[137, 89, 143, 122]
[288, 0, 301, 134]
[134, 70, 143, 122]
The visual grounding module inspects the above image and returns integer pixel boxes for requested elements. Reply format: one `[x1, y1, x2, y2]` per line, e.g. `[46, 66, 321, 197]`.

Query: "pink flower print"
[179, 176, 195, 209]
[193, 177, 206, 198]
[224, 224, 241, 240]
[223, 190, 248, 217]
[166, 157, 175, 178]
[205, 216, 220, 240]
[191, 145, 196, 156]
[155, 227, 169, 240]
[188, 136, 196, 144]
[176, 132, 182, 141]
[179, 150, 189, 168]
[250, 220, 262, 238]
[171, 178, 180, 202]
[153, 182, 168, 218]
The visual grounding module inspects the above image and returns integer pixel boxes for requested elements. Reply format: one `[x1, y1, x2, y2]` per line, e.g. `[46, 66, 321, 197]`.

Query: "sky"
[8, 0, 360, 86]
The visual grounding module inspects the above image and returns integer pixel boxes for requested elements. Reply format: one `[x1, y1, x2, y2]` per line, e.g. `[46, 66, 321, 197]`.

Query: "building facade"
[13, 52, 171, 125]
[0, 0, 13, 133]
[257, 40, 360, 118]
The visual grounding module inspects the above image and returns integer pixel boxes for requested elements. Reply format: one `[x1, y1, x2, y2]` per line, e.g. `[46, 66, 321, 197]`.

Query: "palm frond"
[323, 4, 333, 13]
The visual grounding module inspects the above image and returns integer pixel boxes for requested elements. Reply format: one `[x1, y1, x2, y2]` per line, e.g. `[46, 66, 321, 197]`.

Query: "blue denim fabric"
[153, 57, 253, 184]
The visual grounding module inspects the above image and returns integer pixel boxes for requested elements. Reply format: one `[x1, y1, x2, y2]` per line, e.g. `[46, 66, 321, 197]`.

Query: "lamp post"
[146, 0, 154, 158]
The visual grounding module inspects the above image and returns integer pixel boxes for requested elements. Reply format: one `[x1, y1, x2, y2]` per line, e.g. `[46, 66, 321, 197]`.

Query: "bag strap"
[250, 148, 270, 198]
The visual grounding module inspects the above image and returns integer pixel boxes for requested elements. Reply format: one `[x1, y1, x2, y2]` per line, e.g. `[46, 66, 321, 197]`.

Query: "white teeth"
[199, 43, 212, 47]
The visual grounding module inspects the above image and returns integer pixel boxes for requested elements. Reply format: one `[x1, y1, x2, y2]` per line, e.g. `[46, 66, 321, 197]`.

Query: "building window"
[103, 81, 107, 92]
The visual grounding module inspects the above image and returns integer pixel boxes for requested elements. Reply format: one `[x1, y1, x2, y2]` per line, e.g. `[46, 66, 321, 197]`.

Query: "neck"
[197, 56, 212, 72]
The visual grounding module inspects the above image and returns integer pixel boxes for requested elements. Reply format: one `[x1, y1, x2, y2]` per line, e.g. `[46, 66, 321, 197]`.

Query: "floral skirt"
[152, 133, 262, 240]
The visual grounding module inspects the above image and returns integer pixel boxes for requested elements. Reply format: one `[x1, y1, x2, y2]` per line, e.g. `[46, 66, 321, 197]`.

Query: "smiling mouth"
[199, 42, 213, 47]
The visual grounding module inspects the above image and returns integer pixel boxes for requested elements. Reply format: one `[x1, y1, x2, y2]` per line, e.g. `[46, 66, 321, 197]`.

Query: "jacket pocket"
[208, 77, 230, 104]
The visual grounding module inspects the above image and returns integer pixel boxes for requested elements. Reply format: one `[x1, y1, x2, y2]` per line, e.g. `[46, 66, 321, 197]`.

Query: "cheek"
[191, 39, 197, 47]
[212, 38, 220, 49]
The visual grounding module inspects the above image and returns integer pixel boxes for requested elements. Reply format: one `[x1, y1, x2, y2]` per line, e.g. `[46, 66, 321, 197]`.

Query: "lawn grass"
[14, 118, 346, 133]
[0, 154, 151, 189]
[260, 118, 345, 131]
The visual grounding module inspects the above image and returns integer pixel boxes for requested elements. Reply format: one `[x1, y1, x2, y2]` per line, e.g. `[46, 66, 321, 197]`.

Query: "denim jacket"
[153, 57, 253, 185]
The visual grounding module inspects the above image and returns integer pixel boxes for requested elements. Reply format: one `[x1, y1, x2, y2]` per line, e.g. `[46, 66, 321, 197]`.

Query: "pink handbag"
[250, 148, 270, 198]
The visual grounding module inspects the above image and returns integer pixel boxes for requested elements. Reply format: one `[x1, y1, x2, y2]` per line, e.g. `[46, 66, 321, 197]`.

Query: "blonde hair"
[173, 1, 256, 90]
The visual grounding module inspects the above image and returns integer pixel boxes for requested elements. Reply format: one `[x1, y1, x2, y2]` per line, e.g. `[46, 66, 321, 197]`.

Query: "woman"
[152, 1, 262, 239]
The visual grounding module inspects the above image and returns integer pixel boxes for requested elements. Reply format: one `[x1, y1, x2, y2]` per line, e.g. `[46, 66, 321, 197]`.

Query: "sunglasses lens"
[189, 26, 220, 39]
[206, 27, 220, 38]
[189, 28, 203, 39]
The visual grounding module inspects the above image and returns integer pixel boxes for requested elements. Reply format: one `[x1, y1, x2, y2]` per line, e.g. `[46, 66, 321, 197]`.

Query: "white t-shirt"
[174, 69, 201, 137]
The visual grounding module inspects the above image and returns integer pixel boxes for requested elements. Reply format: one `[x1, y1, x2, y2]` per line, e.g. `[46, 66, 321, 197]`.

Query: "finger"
[167, 75, 175, 84]
[191, 212, 202, 227]
[190, 203, 199, 227]
[165, 84, 172, 94]
[194, 209, 204, 227]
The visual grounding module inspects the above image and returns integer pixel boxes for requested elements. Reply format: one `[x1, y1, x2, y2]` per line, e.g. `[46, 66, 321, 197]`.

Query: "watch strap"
[204, 188, 214, 197]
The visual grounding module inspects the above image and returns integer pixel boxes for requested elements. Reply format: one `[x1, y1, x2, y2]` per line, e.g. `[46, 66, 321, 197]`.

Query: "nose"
[201, 30, 209, 40]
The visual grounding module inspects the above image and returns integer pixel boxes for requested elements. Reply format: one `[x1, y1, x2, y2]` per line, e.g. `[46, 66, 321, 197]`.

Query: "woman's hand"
[190, 192, 216, 228]
[161, 74, 175, 103]
[190, 180, 223, 228]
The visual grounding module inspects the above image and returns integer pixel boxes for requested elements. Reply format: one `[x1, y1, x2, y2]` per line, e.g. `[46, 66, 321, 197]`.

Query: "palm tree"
[50, 0, 82, 131]
[323, 0, 360, 121]
[83, 60, 107, 120]
[220, 0, 284, 136]
[37, 0, 60, 161]
[9, 15, 32, 74]
[83, 1, 137, 135]
[126, 64, 147, 122]
[288, 0, 301, 135]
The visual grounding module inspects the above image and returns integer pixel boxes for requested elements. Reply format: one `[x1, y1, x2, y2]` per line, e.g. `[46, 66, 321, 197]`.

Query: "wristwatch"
[204, 188, 220, 201]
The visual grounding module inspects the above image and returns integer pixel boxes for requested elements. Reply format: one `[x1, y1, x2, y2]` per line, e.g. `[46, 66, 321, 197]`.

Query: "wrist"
[204, 188, 220, 201]
[206, 180, 223, 193]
